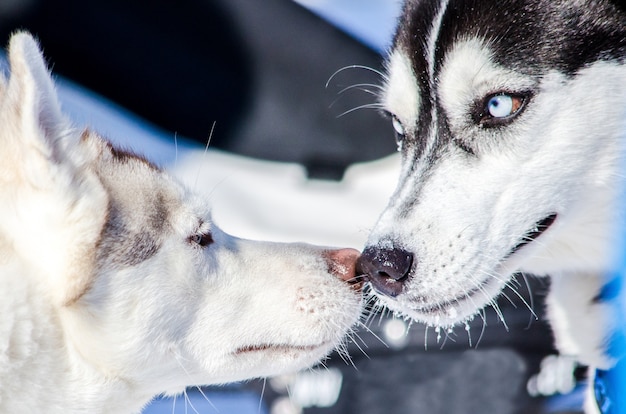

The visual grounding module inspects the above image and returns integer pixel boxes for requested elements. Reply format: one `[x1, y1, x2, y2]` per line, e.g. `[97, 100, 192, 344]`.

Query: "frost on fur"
[359, 1, 626, 408]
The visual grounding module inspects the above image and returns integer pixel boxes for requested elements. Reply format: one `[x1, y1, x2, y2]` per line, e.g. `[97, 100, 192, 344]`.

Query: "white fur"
[0, 32, 363, 413]
[382, 51, 419, 133]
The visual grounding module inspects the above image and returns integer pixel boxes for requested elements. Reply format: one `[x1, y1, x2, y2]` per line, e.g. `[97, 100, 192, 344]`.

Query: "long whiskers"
[336, 102, 386, 118]
[257, 378, 267, 414]
[519, 272, 539, 329]
[171, 349, 219, 413]
[356, 320, 388, 349]
[183, 390, 200, 414]
[326, 64, 387, 118]
[475, 308, 488, 348]
[173, 132, 179, 169]
[335, 82, 385, 98]
[325, 64, 387, 89]
[478, 265, 539, 322]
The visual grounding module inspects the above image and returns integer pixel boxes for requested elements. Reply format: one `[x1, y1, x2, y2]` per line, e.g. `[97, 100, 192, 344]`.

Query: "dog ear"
[1, 32, 67, 158]
[0, 32, 108, 307]
[0, 31, 77, 191]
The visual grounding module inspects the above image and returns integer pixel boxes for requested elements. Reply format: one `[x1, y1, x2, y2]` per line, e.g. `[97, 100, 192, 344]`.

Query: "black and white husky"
[357, 1, 626, 411]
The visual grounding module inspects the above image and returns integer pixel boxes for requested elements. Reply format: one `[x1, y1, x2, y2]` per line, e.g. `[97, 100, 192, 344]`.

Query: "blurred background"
[0, 1, 586, 413]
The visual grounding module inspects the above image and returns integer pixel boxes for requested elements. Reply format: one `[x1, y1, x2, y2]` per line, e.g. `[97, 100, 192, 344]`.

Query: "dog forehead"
[437, 39, 538, 121]
[396, 0, 626, 79]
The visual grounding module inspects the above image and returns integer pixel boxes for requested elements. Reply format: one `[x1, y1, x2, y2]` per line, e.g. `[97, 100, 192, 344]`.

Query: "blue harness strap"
[594, 159, 626, 413]
[595, 357, 626, 414]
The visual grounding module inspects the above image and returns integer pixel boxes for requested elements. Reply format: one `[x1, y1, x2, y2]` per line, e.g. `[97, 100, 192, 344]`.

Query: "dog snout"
[324, 248, 363, 291]
[356, 246, 413, 297]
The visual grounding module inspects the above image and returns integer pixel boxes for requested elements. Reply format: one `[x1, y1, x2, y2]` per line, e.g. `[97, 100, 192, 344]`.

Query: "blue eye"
[392, 116, 405, 136]
[477, 92, 527, 126]
[391, 116, 406, 151]
[487, 95, 515, 118]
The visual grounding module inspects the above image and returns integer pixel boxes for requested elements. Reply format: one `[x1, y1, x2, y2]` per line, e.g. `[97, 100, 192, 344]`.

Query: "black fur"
[396, 0, 626, 78]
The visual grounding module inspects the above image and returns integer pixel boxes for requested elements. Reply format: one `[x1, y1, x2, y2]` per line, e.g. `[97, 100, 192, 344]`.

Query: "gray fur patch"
[96, 203, 163, 268]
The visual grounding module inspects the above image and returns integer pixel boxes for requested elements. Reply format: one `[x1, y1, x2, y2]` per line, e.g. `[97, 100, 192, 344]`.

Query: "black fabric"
[0, 0, 250, 147]
[0, 0, 396, 179]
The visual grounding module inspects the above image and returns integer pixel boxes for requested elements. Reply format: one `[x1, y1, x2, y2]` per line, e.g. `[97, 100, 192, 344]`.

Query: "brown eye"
[189, 232, 213, 247]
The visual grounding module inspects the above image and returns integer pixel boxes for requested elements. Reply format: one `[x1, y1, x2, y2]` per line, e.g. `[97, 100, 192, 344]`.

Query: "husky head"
[358, 0, 626, 328]
[0, 33, 362, 411]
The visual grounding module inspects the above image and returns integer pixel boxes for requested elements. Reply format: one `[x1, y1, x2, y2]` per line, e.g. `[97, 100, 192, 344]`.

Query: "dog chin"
[375, 274, 506, 328]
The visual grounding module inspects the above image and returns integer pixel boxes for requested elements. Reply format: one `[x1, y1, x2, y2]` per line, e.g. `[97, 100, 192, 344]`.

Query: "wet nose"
[357, 246, 413, 297]
[324, 248, 363, 291]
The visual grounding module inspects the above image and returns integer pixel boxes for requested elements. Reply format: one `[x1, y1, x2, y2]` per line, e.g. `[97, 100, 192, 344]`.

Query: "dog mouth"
[413, 282, 488, 316]
[234, 342, 328, 355]
[404, 214, 557, 324]
[394, 275, 496, 323]
[506, 213, 557, 258]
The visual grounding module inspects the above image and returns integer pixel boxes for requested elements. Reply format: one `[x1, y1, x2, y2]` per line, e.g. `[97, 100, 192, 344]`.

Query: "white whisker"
[336, 103, 385, 118]
[341, 339, 361, 367]
[325, 64, 386, 88]
[520, 273, 538, 328]
[173, 132, 179, 169]
[357, 320, 388, 348]
[258, 378, 266, 414]
[480, 266, 538, 321]
[193, 121, 217, 190]
[336, 82, 384, 97]
[475, 308, 487, 348]
[195, 387, 217, 413]
[171, 349, 218, 412]
[184, 389, 201, 414]
[490, 299, 508, 330]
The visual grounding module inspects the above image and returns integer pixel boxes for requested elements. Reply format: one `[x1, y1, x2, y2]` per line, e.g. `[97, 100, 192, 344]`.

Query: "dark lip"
[234, 343, 325, 355]
[506, 213, 558, 258]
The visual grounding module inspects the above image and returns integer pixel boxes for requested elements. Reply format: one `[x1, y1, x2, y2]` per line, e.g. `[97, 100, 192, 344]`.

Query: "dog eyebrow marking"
[97, 203, 163, 268]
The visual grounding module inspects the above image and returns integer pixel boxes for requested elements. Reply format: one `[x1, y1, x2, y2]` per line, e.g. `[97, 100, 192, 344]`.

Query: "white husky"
[356, 0, 626, 411]
[0, 32, 363, 413]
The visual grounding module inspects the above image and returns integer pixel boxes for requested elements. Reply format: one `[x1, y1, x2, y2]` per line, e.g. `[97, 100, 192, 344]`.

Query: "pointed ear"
[0, 33, 108, 307]
[0, 32, 67, 166]
[8, 31, 64, 125]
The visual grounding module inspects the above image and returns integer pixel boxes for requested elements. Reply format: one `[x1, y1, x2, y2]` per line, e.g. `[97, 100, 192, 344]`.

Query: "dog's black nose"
[357, 246, 413, 297]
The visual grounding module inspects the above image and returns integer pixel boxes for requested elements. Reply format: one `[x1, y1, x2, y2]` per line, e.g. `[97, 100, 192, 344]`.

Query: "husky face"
[0, 33, 362, 412]
[359, 0, 626, 327]
[68, 141, 361, 386]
